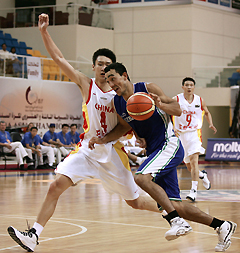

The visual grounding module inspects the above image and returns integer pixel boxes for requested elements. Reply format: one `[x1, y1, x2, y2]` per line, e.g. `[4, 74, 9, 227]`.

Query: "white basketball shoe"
[215, 221, 237, 252]
[186, 189, 197, 202]
[7, 226, 39, 252]
[165, 217, 193, 241]
[200, 170, 211, 190]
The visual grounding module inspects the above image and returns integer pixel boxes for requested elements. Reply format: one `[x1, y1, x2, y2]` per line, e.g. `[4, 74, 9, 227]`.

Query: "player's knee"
[134, 174, 149, 187]
[47, 180, 62, 199]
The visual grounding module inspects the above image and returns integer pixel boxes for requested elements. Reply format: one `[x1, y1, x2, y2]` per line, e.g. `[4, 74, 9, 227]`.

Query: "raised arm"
[202, 98, 217, 134]
[38, 13, 90, 101]
[146, 83, 182, 116]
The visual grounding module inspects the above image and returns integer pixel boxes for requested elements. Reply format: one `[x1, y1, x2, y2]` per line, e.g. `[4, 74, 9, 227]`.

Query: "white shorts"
[178, 130, 205, 163]
[55, 141, 139, 201]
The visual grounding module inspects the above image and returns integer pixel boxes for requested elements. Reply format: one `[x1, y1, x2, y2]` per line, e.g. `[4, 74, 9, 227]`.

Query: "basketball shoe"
[200, 170, 211, 190]
[186, 189, 197, 202]
[165, 217, 193, 241]
[7, 226, 39, 252]
[215, 221, 237, 252]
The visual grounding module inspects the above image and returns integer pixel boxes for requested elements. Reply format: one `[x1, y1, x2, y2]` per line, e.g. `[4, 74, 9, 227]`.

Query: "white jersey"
[79, 78, 118, 162]
[174, 93, 204, 132]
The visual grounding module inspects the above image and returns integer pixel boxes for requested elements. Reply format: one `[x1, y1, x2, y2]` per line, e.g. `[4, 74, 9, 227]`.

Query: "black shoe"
[45, 163, 56, 169]
[20, 164, 27, 171]
[27, 165, 35, 170]
[37, 165, 46, 170]
[24, 156, 34, 163]
[47, 165, 56, 169]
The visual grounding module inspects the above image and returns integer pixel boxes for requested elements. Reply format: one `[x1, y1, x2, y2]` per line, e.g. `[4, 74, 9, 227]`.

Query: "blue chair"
[15, 48, 20, 54]
[0, 30, 4, 39]
[228, 72, 240, 86]
[19, 41, 32, 50]
[19, 48, 27, 55]
[0, 38, 6, 46]
[5, 39, 13, 48]
[12, 39, 20, 48]
[4, 33, 12, 39]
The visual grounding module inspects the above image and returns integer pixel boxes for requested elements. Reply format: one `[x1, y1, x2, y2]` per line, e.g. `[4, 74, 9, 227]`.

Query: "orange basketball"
[126, 92, 155, 121]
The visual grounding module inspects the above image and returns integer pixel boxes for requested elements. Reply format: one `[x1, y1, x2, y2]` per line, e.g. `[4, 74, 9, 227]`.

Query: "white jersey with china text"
[79, 78, 118, 162]
[174, 93, 204, 132]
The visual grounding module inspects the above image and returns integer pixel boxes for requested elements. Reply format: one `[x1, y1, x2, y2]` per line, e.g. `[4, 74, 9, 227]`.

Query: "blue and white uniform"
[114, 82, 184, 203]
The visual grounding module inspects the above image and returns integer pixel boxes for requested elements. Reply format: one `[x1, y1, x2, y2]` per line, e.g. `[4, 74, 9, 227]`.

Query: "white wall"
[2, 24, 113, 63]
[112, 4, 240, 97]
[0, 0, 15, 9]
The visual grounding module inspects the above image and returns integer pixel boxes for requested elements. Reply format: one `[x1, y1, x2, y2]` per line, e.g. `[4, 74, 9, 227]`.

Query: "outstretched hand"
[38, 13, 49, 32]
[88, 137, 105, 150]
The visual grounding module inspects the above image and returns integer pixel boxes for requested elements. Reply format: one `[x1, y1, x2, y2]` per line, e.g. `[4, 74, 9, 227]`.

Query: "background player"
[173, 77, 217, 201]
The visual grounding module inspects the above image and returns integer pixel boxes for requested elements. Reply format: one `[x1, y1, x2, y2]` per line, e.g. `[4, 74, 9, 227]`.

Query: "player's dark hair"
[30, 126, 38, 131]
[62, 124, 69, 128]
[70, 124, 77, 128]
[182, 77, 195, 86]
[104, 62, 130, 81]
[92, 48, 116, 65]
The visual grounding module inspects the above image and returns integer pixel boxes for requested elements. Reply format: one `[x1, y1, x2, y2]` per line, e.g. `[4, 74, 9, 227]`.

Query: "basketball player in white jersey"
[173, 77, 217, 202]
[7, 14, 192, 252]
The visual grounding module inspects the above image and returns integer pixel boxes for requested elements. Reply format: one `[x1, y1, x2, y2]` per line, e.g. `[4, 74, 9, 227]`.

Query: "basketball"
[126, 92, 155, 121]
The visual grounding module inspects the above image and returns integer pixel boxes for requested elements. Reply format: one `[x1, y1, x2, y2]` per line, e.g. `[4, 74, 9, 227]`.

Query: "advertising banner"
[205, 138, 240, 161]
[0, 78, 83, 137]
[26, 56, 41, 80]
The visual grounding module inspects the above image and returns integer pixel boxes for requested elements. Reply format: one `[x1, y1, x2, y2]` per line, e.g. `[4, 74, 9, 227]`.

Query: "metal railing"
[193, 66, 240, 88]
[0, 4, 113, 30]
[0, 53, 93, 81]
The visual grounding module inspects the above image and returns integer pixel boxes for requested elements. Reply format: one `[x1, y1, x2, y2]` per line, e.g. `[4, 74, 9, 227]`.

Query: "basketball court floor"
[0, 162, 240, 252]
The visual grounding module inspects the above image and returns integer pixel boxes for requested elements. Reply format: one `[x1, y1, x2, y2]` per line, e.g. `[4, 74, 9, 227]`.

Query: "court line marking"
[1, 214, 239, 243]
[0, 217, 87, 251]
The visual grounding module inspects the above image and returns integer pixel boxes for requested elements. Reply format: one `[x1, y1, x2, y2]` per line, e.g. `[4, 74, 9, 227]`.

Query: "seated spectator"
[10, 47, 22, 77]
[0, 120, 33, 170]
[26, 122, 35, 133]
[228, 69, 240, 86]
[57, 124, 73, 150]
[43, 123, 69, 164]
[21, 126, 55, 169]
[120, 133, 147, 166]
[0, 43, 13, 74]
[121, 134, 145, 155]
[127, 150, 147, 166]
[66, 123, 80, 147]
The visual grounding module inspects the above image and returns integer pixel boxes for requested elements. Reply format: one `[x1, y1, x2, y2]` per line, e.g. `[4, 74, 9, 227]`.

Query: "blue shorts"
[136, 137, 184, 207]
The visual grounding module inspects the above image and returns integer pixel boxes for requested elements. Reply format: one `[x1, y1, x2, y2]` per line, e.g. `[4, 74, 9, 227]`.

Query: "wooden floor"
[0, 163, 240, 253]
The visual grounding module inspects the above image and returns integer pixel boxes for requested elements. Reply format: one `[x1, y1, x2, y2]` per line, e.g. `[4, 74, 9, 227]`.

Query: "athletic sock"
[163, 210, 180, 224]
[199, 170, 204, 178]
[33, 222, 44, 237]
[191, 181, 198, 191]
[209, 218, 225, 229]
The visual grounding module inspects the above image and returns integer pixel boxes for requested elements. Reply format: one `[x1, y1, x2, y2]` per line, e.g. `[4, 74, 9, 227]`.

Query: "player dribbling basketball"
[89, 62, 237, 252]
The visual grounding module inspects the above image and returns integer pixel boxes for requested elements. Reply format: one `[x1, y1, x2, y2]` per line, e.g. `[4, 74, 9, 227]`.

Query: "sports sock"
[191, 181, 198, 191]
[163, 210, 180, 224]
[33, 222, 44, 237]
[199, 170, 204, 178]
[209, 218, 225, 229]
